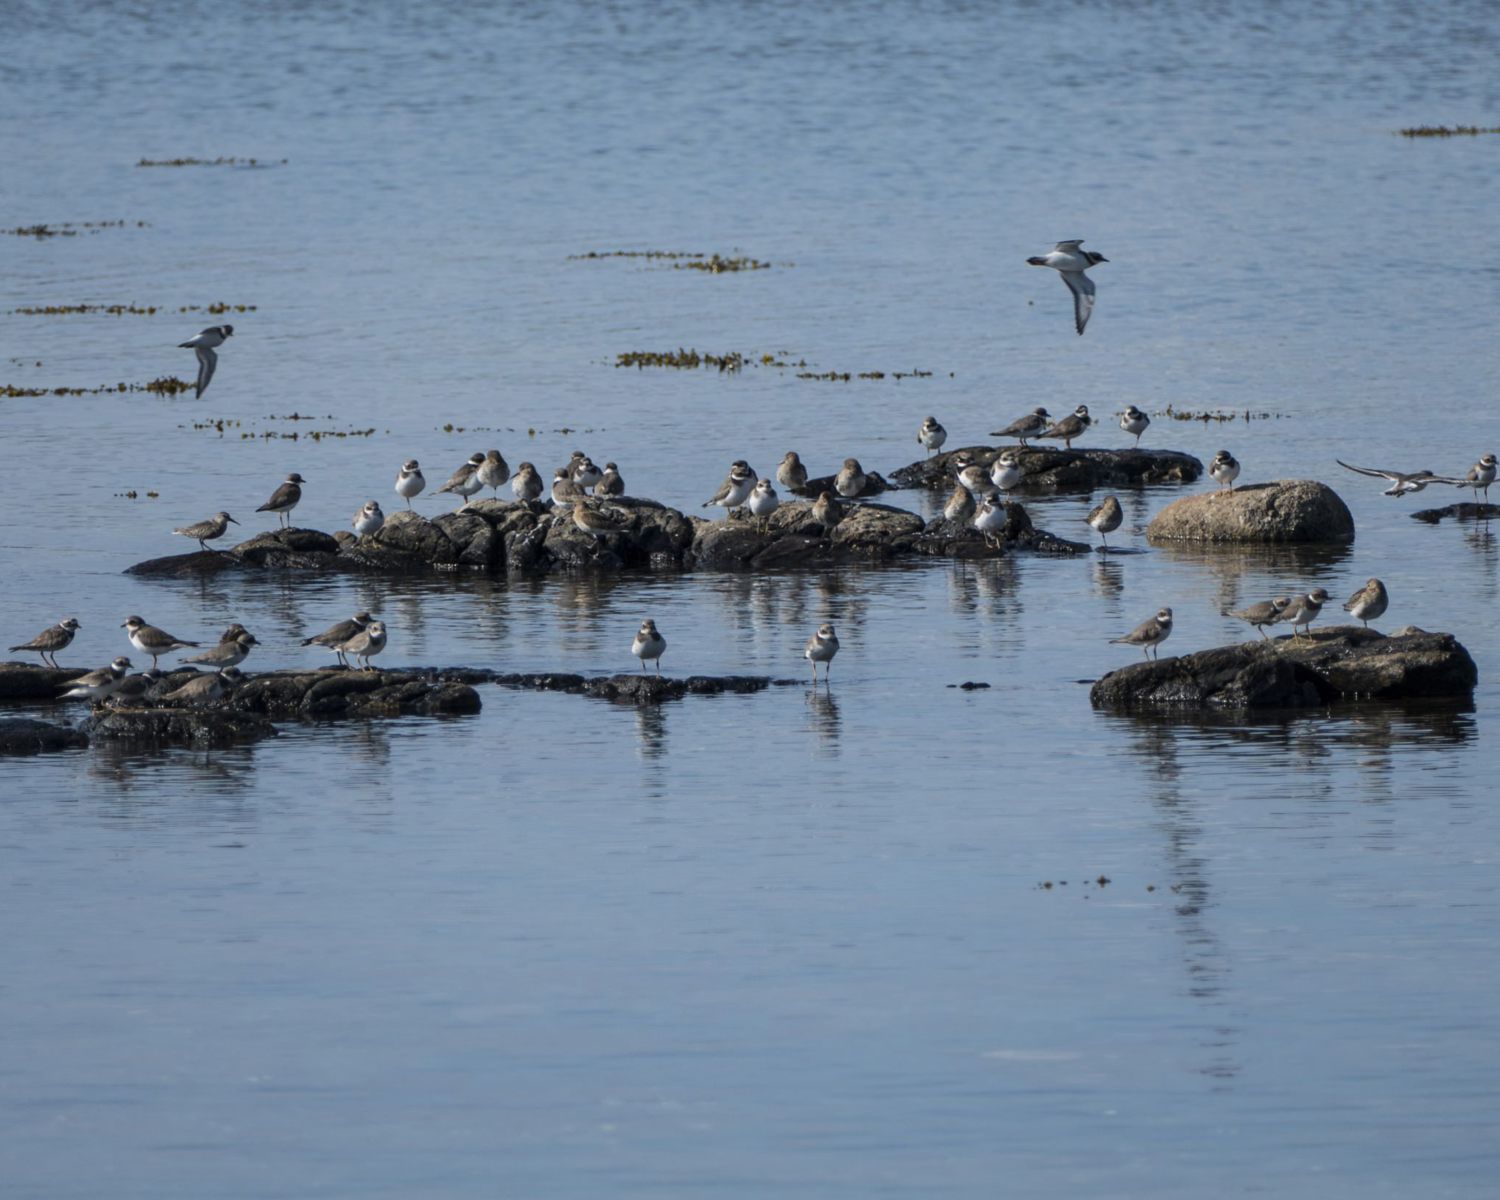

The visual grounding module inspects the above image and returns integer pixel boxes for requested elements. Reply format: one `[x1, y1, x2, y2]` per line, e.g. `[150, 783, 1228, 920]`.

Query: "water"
[4, 1, 1500, 1195]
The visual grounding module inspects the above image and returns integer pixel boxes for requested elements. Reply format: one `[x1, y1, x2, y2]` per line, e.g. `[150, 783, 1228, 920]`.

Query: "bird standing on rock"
[9, 617, 80, 667]
[918, 417, 947, 457]
[1111, 607, 1173, 660]
[835, 458, 868, 499]
[395, 460, 425, 508]
[173, 511, 238, 553]
[631, 619, 666, 674]
[777, 451, 809, 492]
[257, 474, 304, 527]
[1342, 579, 1389, 629]
[1039, 405, 1091, 450]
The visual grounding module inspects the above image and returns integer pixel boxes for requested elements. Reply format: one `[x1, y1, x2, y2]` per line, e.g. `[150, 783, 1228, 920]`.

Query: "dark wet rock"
[1090, 626, 1476, 710]
[687, 501, 924, 568]
[794, 470, 891, 499]
[890, 445, 1203, 492]
[80, 705, 278, 747]
[540, 497, 695, 571]
[0, 661, 87, 700]
[494, 672, 780, 704]
[1146, 480, 1355, 544]
[231, 669, 483, 718]
[0, 717, 88, 755]
[1410, 501, 1500, 524]
[236, 527, 343, 557]
[914, 502, 1088, 557]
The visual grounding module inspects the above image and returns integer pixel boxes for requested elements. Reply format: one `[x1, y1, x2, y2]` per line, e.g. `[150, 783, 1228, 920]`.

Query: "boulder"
[1146, 480, 1355, 544]
[913, 501, 1088, 557]
[889, 445, 1203, 492]
[686, 501, 924, 569]
[0, 717, 88, 755]
[231, 669, 483, 718]
[0, 661, 88, 700]
[793, 470, 892, 499]
[1090, 626, 1476, 710]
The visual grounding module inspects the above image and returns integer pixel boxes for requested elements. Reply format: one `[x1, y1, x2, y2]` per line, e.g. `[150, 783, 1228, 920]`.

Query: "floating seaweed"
[572, 249, 778, 272]
[1398, 125, 1500, 137]
[616, 348, 745, 372]
[239, 428, 377, 441]
[136, 156, 288, 167]
[673, 254, 770, 273]
[798, 367, 935, 382]
[184, 303, 258, 314]
[12, 303, 161, 316]
[2, 376, 194, 398]
[2, 220, 147, 238]
[1158, 404, 1284, 423]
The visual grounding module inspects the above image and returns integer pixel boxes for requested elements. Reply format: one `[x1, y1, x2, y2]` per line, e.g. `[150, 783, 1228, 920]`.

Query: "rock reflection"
[1154, 541, 1356, 619]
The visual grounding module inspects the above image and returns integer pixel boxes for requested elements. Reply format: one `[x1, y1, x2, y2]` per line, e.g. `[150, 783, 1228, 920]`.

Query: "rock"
[493, 672, 780, 704]
[1146, 480, 1355, 544]
[889, 445, 1203, 492]
[1090, 626, 1476, 710]
[230, 669, 483, 718]
[0, 717, 88, 755]
[913, 502, 1088, 557]
[80, 705, 279, 747]
[794, 470, 892, 499]
[1410, 501, 1500, 524]
[540, 497, 695, 571]
[686, 501, 924, 568]
[0, 661, 88, 700]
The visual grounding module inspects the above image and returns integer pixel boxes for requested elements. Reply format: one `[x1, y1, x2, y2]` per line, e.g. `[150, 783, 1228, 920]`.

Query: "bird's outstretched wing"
[1061, 271, 1096, 335]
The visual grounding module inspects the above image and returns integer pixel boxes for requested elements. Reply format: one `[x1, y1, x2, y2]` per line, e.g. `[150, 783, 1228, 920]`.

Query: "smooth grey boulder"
[0, 717, 88, 755]
[1146, 480, 1355, 544]
[890, 445, 1203, 492]
[1090, 626, 1476, 710]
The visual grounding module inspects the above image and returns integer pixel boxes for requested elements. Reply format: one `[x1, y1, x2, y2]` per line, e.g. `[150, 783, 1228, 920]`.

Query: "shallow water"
[3, 1, 1500, 1195]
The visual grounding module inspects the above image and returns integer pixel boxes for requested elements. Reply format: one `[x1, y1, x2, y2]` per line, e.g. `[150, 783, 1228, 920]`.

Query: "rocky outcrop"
[791, 470, 892, 499]
[889, 445, 1203, 492]
[0, 717, 88, 755]
[0, 662, 87, 700]
[1090, 626, 1476, 710]
[1146, 480, 1355, 544]
[914, 501, 1088, 557]
[230, 669, 483, 718]
[492, 672, 784, 705]
[124, 491, 1088, 577]
[80, 706, 279, 747]
[1410, 501, 1500, 524]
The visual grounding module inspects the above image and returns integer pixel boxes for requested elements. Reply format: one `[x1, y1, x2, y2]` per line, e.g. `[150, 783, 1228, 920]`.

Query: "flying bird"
[1027, 240, 1108, 335]
[178, 324, 233, 399]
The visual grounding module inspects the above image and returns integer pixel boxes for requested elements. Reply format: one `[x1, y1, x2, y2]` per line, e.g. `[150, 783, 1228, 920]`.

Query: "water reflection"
[1153, 541, 1358, 617]
[634, 704, 668, 761]
[804, 684, 841, 753]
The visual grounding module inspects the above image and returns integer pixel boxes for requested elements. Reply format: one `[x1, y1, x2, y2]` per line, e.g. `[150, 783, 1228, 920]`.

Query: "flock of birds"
[14, 242, 1496, 703]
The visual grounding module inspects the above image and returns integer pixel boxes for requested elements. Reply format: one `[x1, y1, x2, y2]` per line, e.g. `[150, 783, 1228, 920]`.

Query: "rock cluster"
[889, 445, 1203, 492]
[1090, 626, 1476, 710]
[492, 672, 784, 705]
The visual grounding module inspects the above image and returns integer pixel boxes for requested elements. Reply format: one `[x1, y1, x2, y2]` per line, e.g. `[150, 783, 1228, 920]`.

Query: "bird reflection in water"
[635, 705, 668, 761]
[1091, 556, 1124, 600]
[806, 686, 841, 753]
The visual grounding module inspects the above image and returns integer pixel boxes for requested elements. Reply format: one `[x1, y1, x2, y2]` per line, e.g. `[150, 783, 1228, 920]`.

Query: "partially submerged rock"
[889, 446, 1203, 492]
[231, 669, 483, 718]
[0, 662, 87, 700]
[1090, 626, 1476, 710]
[914, 501, 1087, 557]
[493, 672, 782, 705]
[80, 706, 279, 747]
[1146, 480, 1355, 544]
[1410, 501, 1500, 524]
[791, 470, 892, 499]
[0, 717, 88, 755]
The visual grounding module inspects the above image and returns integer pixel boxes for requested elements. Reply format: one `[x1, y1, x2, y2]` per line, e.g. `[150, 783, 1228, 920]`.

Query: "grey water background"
[3, 0, 1500, 1195]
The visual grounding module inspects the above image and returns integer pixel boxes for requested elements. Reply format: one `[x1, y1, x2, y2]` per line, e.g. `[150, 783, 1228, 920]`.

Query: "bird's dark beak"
[229, 516, 239, 524]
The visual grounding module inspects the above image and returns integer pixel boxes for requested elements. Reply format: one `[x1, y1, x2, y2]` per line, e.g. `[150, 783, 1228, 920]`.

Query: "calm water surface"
[3, 1, 1500, 1195]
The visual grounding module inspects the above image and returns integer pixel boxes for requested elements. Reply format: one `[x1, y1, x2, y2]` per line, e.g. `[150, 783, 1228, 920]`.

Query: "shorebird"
[9, 617, 80, 667]
[631, 618, 666, 674]
[952, 451, 995, 497]
[111, 667, 163, 705]
[173, 510, 238, 552]
[184, 630, 258, 672]
[1027, 240, 1108, 335]
[352, 500, 384, 541]
[550, 467, 583, 506]
[1120, 405, 1150, 447]
[811, 490, 843, 533]
[598, 462, 625, 496]
[394, 460, 425, 508]
[991, 407, 1050, 445]
[1087, 495, 1123, 550]
[122, 615, 199, 668]
[1460, 454, 1497, 502]
[804, 622, 839, 681]
[478, 449, 510, 496]
[257, 474, 304, 527]
[918, 417, 947, 457]
[1209, 450, 1241, 494]
[1335, 460, 1455, 497]
[302, 611, 374, 667]
[1342, 579, 1389, 629]
[163, 666, 242, 706]
[777, 451, 809, 492]
[834, 458, 867, 499]
[178, 324, 232, 398]
[702, 461, 756, 515]
[571, 498, 629, 553]
[1277, 588, 1331, 638]
[973, 498, 1007, 548]
[570, 456, 601, 493]
[435, 453, 486, 507]
[989, 449, 1025, 494]
[748, 478, 779, 532]
[1039, 405, 1091, 450]
[1224, 597, 1291, 639]
[59, 657, 132, 703]
[943, 482, 975, 522]
[339, 620, 387, 670]
[1111, 607, 1173, 660]
[511, 462, 544, 503]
